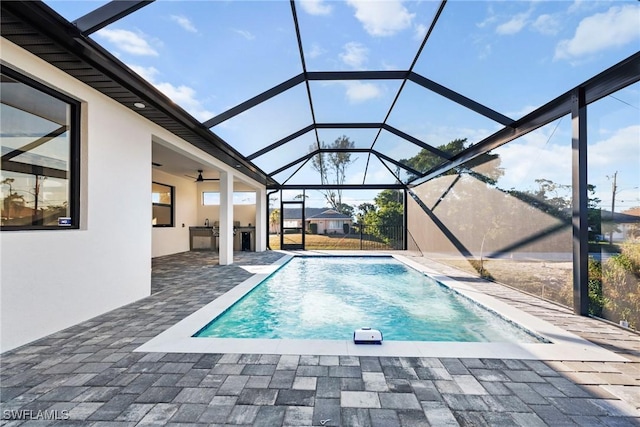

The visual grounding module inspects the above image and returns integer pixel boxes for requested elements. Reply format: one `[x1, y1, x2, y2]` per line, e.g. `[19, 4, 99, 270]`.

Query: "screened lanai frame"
[2, 0, 639, 319]
[14, 0, 637, 192]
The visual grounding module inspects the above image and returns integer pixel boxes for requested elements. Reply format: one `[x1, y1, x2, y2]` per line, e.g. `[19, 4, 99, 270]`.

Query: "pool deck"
[1, 250, 639, 426]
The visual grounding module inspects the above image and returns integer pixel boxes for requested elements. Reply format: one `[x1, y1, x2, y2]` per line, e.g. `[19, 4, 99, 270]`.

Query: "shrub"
[601, 240, 640, 329]
[587, 258, 606, 317]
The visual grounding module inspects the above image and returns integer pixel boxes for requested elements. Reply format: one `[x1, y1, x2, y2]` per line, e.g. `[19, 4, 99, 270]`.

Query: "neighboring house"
[306, 209, 353, 234]
[269, 208, 353, 234]
[618, 208, 640, 241]
[599, 208, 640, 242]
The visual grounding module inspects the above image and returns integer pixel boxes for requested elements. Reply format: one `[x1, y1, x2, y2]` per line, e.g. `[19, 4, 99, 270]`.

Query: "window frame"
[0, 65, 81, 231]
[152, 181, 174, 227]
[202, 191, 256, 206]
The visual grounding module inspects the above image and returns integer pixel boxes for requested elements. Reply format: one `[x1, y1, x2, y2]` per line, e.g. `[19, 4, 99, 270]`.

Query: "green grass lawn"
[269, 233, 394, 250]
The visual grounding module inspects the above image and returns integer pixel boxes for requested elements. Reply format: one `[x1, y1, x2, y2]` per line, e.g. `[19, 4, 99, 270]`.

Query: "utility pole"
[609, 171, 617, 245]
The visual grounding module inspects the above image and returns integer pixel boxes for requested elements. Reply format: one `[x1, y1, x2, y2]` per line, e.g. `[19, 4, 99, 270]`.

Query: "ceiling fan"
[186, 169, 219, 182]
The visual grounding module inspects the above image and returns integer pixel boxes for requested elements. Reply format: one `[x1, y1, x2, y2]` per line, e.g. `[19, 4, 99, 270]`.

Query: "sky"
[45, 0, 640, 211]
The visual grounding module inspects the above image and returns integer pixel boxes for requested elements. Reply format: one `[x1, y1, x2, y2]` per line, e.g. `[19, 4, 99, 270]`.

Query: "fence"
[269, 225, 404, 250]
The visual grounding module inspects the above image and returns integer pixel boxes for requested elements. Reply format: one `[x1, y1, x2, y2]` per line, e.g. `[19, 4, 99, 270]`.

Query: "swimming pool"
[194, 256, 541, 343]
[136, 252, 627, 361]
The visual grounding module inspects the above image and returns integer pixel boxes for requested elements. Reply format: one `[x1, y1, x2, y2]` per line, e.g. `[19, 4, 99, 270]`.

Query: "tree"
[1, 177, 25, 222]
[400, 138, 503, 184]
[360, 190, 404, 245]
[310, 135, 356, 214]
[269, 208, 280, 234]
[400, 138, 466, 181]
[335, 202, 354, 219]
[356, 202, 376, 224]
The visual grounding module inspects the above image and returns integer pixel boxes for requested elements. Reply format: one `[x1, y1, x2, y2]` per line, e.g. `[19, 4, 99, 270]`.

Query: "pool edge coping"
[135, 251, 629, 362]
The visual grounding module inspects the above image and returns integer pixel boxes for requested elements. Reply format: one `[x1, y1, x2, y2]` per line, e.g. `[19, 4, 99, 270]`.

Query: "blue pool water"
[195, 256, 542, 342]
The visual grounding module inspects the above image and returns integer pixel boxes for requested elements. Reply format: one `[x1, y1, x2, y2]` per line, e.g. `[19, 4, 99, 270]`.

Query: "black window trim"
[1, 64, 81, 231]
[152, 181, 174, 227]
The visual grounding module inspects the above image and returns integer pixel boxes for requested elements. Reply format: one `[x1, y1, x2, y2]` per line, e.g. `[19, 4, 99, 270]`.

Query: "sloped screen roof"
[39, 0, 640, 189]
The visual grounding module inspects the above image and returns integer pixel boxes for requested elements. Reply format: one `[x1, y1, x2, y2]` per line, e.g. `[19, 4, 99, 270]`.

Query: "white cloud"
[477, 42, 492, 60]
[299, 0, 332, 16]
[497, 137, 572, 190]
[156, 82, 215, 121]
[127, 65, 214, 122]
[340, 42, 368, 68]
[308, 43, 326, 59]
[532, 13, 561, 36]
[347, 0, 414, 37]
[477, 4, 497, 29]
[348, 166, 393, 186]
[344, 81, 383, 103]
[496, 125, 640, 192]
[567, 0, 599, 15]
[496, 12, 530, 35]
[96, 28, 158, 56]
[413, 23, 427, 41]
[555, 5, 640, 61]
[128, 64, 160, 82]
[588, 125, 640, 169]
[506, 104, 538, 120]
[170, 15, 197, 33]
[233, 29, 255, 40]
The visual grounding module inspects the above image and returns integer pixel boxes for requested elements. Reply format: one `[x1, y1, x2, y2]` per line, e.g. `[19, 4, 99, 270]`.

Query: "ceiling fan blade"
[184, 170, 218, 182]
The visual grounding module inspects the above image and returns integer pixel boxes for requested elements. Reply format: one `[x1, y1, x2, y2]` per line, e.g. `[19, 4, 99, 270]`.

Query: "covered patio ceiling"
[3, 0, 639, 190]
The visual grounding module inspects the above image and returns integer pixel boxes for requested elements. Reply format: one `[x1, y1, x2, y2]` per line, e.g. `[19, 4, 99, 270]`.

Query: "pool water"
[195, 256, 542, 342]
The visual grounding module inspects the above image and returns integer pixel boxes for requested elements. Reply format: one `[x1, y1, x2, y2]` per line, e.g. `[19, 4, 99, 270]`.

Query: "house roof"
[622, 207, 640, 217]
[601, 209, 640, 224]
[276, 207, 328, 220]
[307, 209, 352, 220]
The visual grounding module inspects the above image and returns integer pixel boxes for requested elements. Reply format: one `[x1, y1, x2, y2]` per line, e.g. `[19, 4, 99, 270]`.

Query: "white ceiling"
[152, 142, 221, 181]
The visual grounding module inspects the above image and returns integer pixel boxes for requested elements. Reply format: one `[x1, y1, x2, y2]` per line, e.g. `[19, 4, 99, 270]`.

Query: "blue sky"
[46, 0, 639, 210]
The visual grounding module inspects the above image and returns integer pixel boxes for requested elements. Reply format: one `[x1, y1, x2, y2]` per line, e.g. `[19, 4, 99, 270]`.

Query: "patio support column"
[403, 188, 408, 250]
[219, 171, 234, 265]
[571, 87, 589, 316]
[255, 187, 267, 251]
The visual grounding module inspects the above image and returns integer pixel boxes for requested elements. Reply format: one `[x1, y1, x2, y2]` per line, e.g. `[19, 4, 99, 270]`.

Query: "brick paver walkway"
[1, 250, 638, 426]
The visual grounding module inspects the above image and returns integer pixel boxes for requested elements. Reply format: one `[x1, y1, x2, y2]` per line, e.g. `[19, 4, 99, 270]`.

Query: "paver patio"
[1, 250, 638, 426]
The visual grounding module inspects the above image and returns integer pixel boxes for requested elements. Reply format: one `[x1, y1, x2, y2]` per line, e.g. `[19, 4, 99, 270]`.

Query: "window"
[203, 192, 220, 206]
[152, 182, 173, 227]
[202, 191, 256, 205]
[328, 220, 343, 229]
[1, 66, 80, 230]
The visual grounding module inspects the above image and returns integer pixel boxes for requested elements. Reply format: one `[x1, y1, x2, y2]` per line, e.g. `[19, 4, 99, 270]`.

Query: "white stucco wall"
[1, 38, 268, 351]
[152, 169, 197, 257]
[1, 39, 175, 352]
[195, 182, 257, 227]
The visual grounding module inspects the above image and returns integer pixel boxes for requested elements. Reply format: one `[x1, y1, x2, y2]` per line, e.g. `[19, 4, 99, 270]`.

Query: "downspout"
[266, 189, 279, 250]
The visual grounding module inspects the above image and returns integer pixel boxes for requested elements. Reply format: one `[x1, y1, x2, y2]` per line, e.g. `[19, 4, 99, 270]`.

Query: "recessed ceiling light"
[134, 102, 146, 109]
[235, 164, 242, 168]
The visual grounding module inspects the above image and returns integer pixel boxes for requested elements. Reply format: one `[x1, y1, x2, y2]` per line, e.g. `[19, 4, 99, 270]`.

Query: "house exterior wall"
[308, 219, 352, 234]
[0, 38, 271, 351]
[152, 169, 197, 257]
[1, 39, 153, 351]
[195, 183, 257, 229]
